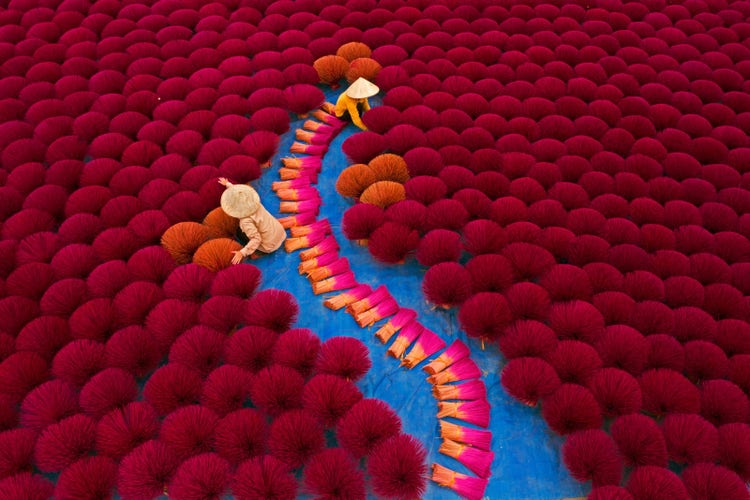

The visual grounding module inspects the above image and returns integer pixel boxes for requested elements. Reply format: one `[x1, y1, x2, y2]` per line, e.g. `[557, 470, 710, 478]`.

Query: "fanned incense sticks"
[276, 187, 320, 201]
[308, 257, 350, 283]
[431, 463, 488, 500]
[423, 340, 471, 376]
[296, 129, 334, 145]
[387, 321, 423, 359]
[290, 142, 327, 156]
[284, 228, 328, 253]
[347, 286, 391, 316]
[432, 380, 487, 402]
[281, 156, 322, 170]
[438, 438, 494, 479]
[402, 330, 447, 369]
[439, 421, 492, 452]
[312, 109, 346, 127]
[427, 358, 481, 386]
[279, 212, 316, 229]
[290, 219, 331, 238]
[354, 297, 399, 328]
[436, 400, 491, 428]
[375, 308, 417, 344]
[298, 250, 338, 275]
[300, 236, 338, 261]
[279, 167, 317, 183]
[279, 198, 321, 215]
[303, 120, 336, 133]
[323, 284, 372, 311]
[311, 271, 357, 295]
[272, 178, 311, 192]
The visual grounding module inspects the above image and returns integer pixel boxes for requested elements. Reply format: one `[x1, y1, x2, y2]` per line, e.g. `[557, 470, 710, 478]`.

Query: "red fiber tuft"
[545, 340, 603, 386]
[588, 486, 634, 500]
[143, 363, 203, 416]
[303, 448, 366, 500]
[160, 405, 219, 461]
[587, 367, 643, 417]
[684, 340, 729, 382]
[210, 264, 261, 299]
[682, 463, 748, 500]
[342, 203, 386, 242]
[250, 364, 305, 417]
[541, 383, 603, 436]
[539, 264, 592, 302]
[662, 413, 719, 465]
[95, 402, 160, 460]
[224, 326, 277, 374]
[162, 264, 215, 301]
[168, 453, 230, 500]
[34, 413, 96, 472]
[127, 246, 176, 284]
[501, 357, 561, 407]
[0, 428, 36, 480]
[268, 409, 325, 469]
[20, 380, 79, 432]
[639, 368, 701, 418]
[314, 336, 371, 382]
[245, 289, 299, 333]
[422, 262, 472, 309]
[0, 473, 53, 500]
[117, 440, 179, 500]
[113, 281, 165, 327]
[336, 398, 401, 458]
[505, 282, 551, 322]
[645, 334, 685, 372]
[562, 429, 623, 487]
[145, 299, 200, 352]
[426, 199, 469, 232]
[200, 295, 247, 333]
[0, 351, 50, 403]
[700, 380, 749, 426]
[272, 328, 321, 378]
[233, 455, 297, 500]
[55, 456, 117, 500]
[214, 409, 267, 467]
[592, 291, 636, 326]
[79, 367, 138, 419]
[611, 413, 668, 468]
[16, 315, 71, 363]
[416, 229, 462, 267]
[368, 433, 428, 500]
[499, 320, 558, 360]
[548, 300, 605, 343]
[465, 254, 514, 293]
[718, 423, 750, 482]
[596, 325, 649, 376]
[502, 242, 555, 281]
[302, 374, 363, 428]
[629, 301, 675, 336]
[105, 325, 161, 378]
[715, 319, 750, 357]
[626, 466, 689, 500]
[169, 326, 225, 377]
[462, 219, 506, 255]
[86, 260, 131, 299]
[201, 365, 253, 417]
[368, 222, 420, 264]
[458, 292, 512, 344]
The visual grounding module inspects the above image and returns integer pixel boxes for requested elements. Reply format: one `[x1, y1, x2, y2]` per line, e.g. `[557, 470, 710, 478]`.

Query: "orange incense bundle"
[279, 211, 316, 230]
[289, 141, 327, 156]
[431, 463, 488, 500]
[423, 340, 471, 376]
[284, 227, 328, 253]
[303, 119, 336, 133]
[290, 219, 331, 238]
[298, 249, 338, 275]
[308, 257, 350, 283]
[436, 399, 490, 428]
[354, 297, 399, 328]
[346, 286, 391, 316]
[375, 308, 417, 344]
[323, 284, 371, 310]
[432, 380, 487, 402]
[387, 321, 423, 359]
[279, 198, 321, 215]
[438, 438, 494, 479]
[311, 270, 357, 295]
[276, 187, 320, 201]
[427, 358, 481, 386]
[402, 330, 447, 369]
[300, 235, 338, 261]
[439, 421, 492, 451]
[272, 178, 311, 192]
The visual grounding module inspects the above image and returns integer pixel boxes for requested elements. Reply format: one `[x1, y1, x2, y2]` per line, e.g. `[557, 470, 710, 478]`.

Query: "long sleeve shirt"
[238, 204, 286, 256]
[334, 93, 370, 130]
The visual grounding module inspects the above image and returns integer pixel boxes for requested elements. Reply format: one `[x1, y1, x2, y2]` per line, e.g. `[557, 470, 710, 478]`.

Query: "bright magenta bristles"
[290, 142, 327, 156]
[427, 358, 481, 386]
[347, 286, 392, 316]
[278, 167, 317, 183]
[311, 271, 357, 295]
[276, 187, 320, 201]
[375, 308, 417, 344]
[432, 380, 487, 402]
[284, 227, 328, 253]
[290, 219, 331, 238]
[423, 340, 471, 376]
[439, 438, 494, 479]
[402, 330, 447, 369]
[281, 156, 321, 169]
[437, 399, 490, 428]
[303, 120, 335, 133]
[296, 129, 334, 145]
[272, 178, 311, 192]
[308, 257, 351, 283]
[431, 463, 488, 500]
[298, 250, 339, 275]
[354, 297, 399, 328]
[300, 236, 339, 261]
[323, 284, 371, 311]
[279, 211, 317, 229]
[387, 321, 423, 359]
[439, 421, 492, 452]
[312, 110, 346, 127]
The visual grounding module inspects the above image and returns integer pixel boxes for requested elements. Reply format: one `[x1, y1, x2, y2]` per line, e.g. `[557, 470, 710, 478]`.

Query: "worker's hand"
[230, 250, 244, 265]
[218, 177, 231, 187]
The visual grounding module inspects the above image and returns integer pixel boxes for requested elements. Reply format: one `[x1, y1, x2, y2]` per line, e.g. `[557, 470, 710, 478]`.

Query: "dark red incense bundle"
[368, 434, 428, 500]
[562, 429, 623, 487]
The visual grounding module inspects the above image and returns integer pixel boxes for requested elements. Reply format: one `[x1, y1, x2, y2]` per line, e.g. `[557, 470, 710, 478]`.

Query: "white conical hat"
[220, 184, 260, 218]
[345, 77, 380, 99]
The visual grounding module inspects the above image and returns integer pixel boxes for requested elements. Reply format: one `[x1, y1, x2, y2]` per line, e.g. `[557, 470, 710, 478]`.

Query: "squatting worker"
[218, 177, 286, 264]
[334, 77, 380, 130]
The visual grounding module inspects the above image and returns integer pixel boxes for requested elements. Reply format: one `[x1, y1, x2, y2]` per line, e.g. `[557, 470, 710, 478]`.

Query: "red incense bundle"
[279, 212, 317, 230]
[323, 284, 371, 311]
[431, 463, 488, 500]
[282, 156, 322, 170]
[311, 271, 357, 295]
[298, 250, 338, 275]
[296, 129, 334, 145]
[375, 308, 417, 344]
[432, 380, 487, 401]
[308, 257, 351, 283]
[437, 399, 491, 428]
[272, 178, 311, 192]
[387, 321, 423, 359]
[427, 358, 481, 386]
[279, 198, 321, 215]
[279, 167, 317, 183]
[354, 297, 399, 328]
[300, 236, 339, 261]
[284, 228, 328, 253]
[290, 141, 327, 156]
[439, 421, 492, 451]
[423, 340, 471, 376]
[276, 187, 320, 201]
[290, 219, 331, 238]
[347, 286, 391, 316]
[303, 120, 336, 134]
[402, 330, 447, 369]
[312, 109, 346, 127]
[439, 438, 494, 479]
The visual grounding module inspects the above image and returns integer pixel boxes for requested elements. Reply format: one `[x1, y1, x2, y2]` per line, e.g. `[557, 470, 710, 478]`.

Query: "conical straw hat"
[345, 77, 380, 99]
[220, 184, 260, 218]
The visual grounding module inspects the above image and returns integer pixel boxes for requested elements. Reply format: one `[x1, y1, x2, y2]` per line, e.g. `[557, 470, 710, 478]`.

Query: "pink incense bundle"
[279, 212, 317, 230]
[427, 357, 481, 386]
[284, 227, 328, 253]
[311, 271, 357, 295]
[437, 399, 491, 428]
[431, 463, 488, 500]
[402, 330, 447, 369]
[299, 250, 338, 275]
[354, 297, 399, 328]
[300, 235, 339, 261]
[279, 198, 321, 215]
[276, 187, 320, 201]
[308, 257, 351, 283]
[296, 129, 334, 145]
[289, 141, 327, 156]
[347, 286, 392, 316]
[433, 380, 487, 401]
[290, 219, 331, 238]
[375, 308, 417, 344]
[439, 438, 494, 479]
[279, 167, 318, 183]
[303, 120, 336, 134]
[312, 109, 346, 127]
[423, 340, 471, 376]
[387, 321, 424, 359]
[323, 284, 371, 311]
[272, 178, 311, 192]
[282, 156, 322, 170]
[440, 421, 492, 451]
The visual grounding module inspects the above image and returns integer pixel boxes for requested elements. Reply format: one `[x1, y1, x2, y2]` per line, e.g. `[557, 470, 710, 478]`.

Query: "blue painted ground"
[250, 89, 588, 500]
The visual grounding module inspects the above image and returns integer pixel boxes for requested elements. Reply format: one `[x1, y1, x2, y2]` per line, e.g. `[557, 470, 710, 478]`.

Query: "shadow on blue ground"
[249, 88, 588, 500]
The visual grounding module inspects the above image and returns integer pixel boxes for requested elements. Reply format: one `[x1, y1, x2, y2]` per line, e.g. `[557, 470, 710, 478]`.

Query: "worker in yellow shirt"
[334, 77, 379, 130]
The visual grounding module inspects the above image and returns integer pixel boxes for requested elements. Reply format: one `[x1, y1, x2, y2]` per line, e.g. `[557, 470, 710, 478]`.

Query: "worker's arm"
[346, 96, 368, 130]
[238, 219, 262, 257]
[361, 98, 371, 112]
